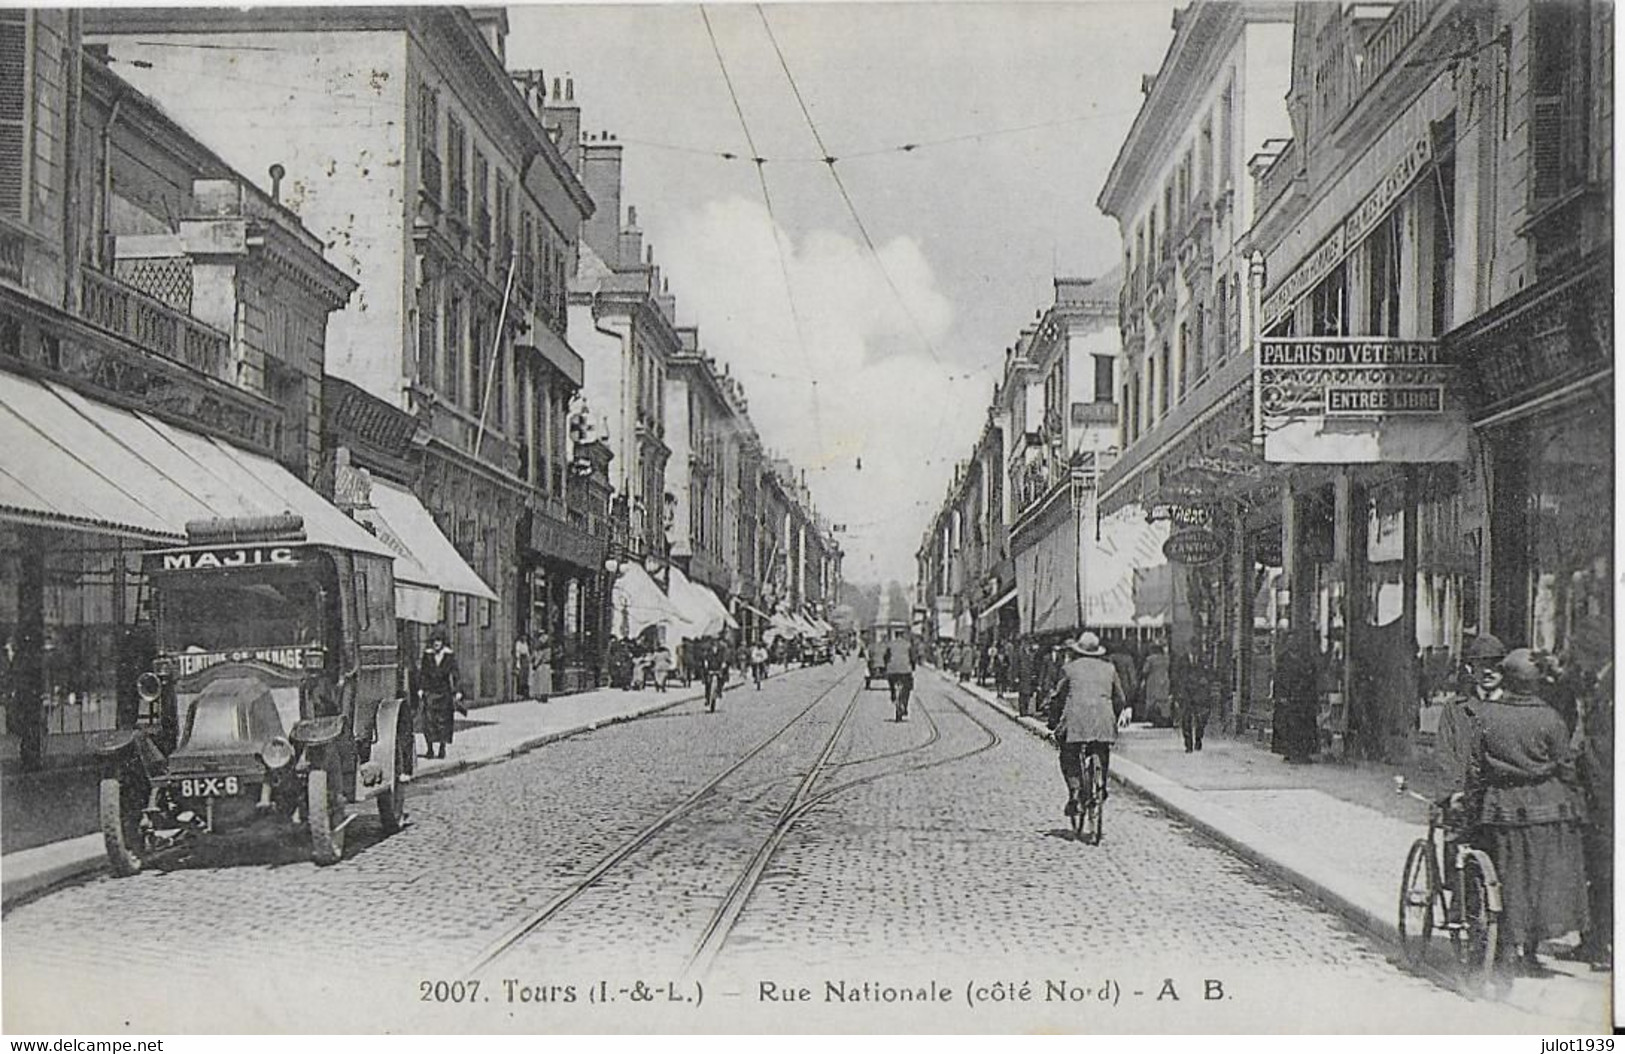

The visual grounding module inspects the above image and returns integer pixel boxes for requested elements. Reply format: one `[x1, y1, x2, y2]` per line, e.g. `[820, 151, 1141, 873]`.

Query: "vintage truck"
[95, 514, 411, 872]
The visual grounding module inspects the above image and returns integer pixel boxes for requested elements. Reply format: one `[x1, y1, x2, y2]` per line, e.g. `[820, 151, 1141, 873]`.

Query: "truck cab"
[96, 514, 410, 873]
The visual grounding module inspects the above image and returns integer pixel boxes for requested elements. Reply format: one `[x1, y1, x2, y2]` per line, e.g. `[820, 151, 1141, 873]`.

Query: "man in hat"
[1046, 631, 1126, 819]
[1437, 634, 1507, 789]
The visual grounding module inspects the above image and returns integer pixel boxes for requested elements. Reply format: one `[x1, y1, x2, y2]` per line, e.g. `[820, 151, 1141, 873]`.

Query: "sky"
[506, 1, 1180, 586]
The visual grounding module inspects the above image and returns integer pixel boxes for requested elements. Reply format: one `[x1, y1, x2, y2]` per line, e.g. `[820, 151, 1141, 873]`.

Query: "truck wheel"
[99, 777, 144, 877]
[307, 758, 347, 866]
[376, 730, 409, 835]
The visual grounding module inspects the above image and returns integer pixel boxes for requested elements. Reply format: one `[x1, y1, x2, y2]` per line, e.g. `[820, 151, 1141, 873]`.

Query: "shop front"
[520, 508, 607, 697]
[1449, 249, 1612, 686]
[0, 370, 387, 769]
[1100, 381, 1280, 734]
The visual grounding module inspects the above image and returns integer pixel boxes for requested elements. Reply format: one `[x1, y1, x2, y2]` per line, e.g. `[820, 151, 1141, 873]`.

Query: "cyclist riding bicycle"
[883, 633, 917, 720]
[1045, 631, 1125, 818]
[698, 636, 730, 712]
[750, 641, 769, 690]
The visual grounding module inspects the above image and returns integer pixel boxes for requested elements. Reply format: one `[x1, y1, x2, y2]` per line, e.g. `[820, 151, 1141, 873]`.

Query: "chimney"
[541, 71, 583, 173]
[580, 139, 624, 266]
[618, 206, 644, 272]
[467, 7, 509, 64]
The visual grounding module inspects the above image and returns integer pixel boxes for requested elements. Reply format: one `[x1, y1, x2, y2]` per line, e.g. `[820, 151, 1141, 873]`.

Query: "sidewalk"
[1, 677, 725, 907]
[946, 673, 1611, 1030]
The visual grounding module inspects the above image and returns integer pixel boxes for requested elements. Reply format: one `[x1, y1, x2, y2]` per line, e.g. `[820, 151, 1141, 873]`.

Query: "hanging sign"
[1254, 337, 1465, 464]
[1146, 502, 1216, 529]
[1162, 528, 1225, 565]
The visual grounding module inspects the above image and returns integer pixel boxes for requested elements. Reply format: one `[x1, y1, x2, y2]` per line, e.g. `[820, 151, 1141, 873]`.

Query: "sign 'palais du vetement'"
[1254, 337, 1467, 464]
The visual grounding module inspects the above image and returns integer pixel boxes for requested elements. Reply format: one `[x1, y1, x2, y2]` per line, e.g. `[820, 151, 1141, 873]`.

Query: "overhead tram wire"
[754, 3, 961, 454]
[698, 5, 826, 457]
[603, 107, 1144, 166]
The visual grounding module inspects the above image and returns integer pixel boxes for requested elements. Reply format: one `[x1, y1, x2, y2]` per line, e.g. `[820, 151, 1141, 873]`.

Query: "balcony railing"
[1355, 0, 1427, 97]
[79, 266, 230, 380]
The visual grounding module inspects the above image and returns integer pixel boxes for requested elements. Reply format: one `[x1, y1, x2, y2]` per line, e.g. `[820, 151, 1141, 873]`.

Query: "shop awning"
[613, 563, 683, 639]
[736, 600, 772, 620]
[0, 373, 391, 559]
[667, 566, 734, 638]
[359, 477, 498, 623]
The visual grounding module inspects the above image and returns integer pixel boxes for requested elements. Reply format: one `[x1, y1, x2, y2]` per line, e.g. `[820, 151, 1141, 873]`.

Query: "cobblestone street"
[1, 663, 1574, 1032]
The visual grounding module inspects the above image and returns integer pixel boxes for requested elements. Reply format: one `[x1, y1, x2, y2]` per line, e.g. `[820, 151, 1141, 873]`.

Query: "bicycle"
[1394, 777, 1502, 993]
[704, 669, 725, 713]
[1070, 748, 1105, 845]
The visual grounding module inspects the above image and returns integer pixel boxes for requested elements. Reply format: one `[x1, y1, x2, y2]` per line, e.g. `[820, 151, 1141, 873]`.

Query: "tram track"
[689, 675, 1006, 975]
[466, 665, 1007, 982]
[463, 666, 860, 975]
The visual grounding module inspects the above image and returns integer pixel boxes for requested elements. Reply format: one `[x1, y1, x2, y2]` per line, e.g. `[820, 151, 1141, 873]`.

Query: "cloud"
[657, 197, 987, 585]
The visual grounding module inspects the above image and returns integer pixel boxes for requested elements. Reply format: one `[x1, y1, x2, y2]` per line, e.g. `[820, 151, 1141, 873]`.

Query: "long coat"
[884, 638, 916, 676]
[419, 646, 461, 745]
[1047, 654, 1124, 744]
[1467, 689, 1589, 948]
[1271, 638, 1321, 759]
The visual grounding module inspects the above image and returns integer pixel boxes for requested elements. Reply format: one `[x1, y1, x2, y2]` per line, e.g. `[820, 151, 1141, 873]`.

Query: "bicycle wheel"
[1089, 756, 1105, 845]
[1397, 839, 1438, 966]
[1452, 854, 1499, 994]
[1079, 754, 1101, 845]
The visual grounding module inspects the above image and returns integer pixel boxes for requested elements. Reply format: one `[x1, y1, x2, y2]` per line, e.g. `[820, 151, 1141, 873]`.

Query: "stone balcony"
[78, 266, 231, 382]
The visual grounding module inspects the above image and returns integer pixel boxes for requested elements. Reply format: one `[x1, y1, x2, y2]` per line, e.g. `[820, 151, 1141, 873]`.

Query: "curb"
[2, 685, 725, 910]
[940, 676, 1400, 946]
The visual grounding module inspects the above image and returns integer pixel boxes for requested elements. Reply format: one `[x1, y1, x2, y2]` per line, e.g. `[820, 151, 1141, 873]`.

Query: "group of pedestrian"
[1434, 632, 1610, 975]
[512, 631, 553, 704]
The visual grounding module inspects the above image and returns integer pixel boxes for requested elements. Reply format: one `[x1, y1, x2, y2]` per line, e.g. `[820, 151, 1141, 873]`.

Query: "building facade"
[1100, 0, 1612, 757]
[1097, 0, 1297, 734]
[87, 7, 599, 701]
[1, 12, 358, 766]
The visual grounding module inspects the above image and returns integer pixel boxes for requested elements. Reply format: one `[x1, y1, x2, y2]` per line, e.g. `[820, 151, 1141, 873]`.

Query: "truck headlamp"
[258, 736, 295, 771]
[135, 672, 163, 704]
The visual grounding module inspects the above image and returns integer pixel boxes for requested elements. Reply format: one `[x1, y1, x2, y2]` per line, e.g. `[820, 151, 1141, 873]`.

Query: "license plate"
[176, 776, 241, 798]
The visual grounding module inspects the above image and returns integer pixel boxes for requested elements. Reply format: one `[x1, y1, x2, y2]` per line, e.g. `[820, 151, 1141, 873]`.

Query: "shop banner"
[1014, 509, 1080, 635]
[1255, 337, 1467, 463]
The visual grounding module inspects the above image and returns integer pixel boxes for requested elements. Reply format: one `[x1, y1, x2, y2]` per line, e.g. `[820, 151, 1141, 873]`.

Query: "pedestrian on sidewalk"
[419, 631, 464, 761]
[1140, 643, 1171, 727]
[1045, 631, 1124, 817]
[1107, 642, 1141, 724]
[651, 645, 674, 692]
[1272, 626, 1322, 764]
[531, 631, 552, 703]
[1173, 647, 1213, 752]
[1465, 648, 1588, 976]
[1568, 649, 1613, 969]
[1437, 634, 1508, 787]
[1014, 640, 1035, 716]
[512, 634, 531, 699]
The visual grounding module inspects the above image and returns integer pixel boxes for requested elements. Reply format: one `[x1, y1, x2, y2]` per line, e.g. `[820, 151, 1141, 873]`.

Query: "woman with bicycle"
[1045, 632, 1125, 821]
[1465, 647, 1589, 976]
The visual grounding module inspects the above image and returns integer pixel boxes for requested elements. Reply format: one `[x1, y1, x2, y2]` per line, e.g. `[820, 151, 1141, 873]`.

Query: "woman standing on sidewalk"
[1272, 626, 1321, 764]
[1466, 648, 1589, 975]
[419, 631, 464, 760]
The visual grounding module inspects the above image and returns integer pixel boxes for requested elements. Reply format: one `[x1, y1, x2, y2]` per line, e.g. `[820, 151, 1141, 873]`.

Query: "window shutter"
[0, 11, 28, 220]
